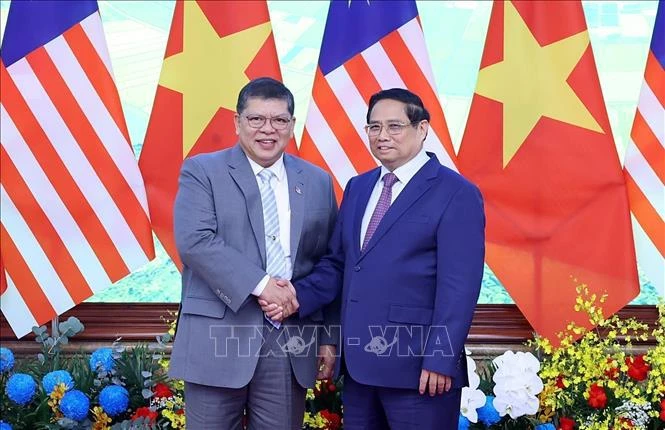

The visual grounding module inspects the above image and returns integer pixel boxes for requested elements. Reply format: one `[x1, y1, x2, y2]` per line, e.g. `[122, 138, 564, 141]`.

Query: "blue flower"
[478, 395, 501, 426]
[42, 370, 74, 394]
[89, 348, 114, 373]
[536, 424, 556, 430]
[60, 390, 90, 421]
[0, 348, 14, 373]
[5, 373, 36, 405]
[0, 421, 12, 430]
[99, 385, 129, 417]
[458, 415, 470, 430]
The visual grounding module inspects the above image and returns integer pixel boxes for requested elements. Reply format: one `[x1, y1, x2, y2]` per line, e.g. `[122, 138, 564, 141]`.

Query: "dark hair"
[366, 88, 430, 123]
[236, 77, 295, 116]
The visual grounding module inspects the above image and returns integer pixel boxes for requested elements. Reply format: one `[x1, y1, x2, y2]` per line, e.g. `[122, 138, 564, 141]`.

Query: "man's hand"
[419, 369, 451, 396]
[316, 345, 336, 380]
[258, 279, 298, 321]
[258, 278, 298, 322]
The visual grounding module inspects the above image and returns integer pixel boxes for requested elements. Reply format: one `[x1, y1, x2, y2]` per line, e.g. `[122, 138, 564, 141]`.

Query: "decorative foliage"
[303, 378, 343, 429]
[531, 285, 665, 429]
[0, 316, 181, 429]
[459, 285, 664, 430]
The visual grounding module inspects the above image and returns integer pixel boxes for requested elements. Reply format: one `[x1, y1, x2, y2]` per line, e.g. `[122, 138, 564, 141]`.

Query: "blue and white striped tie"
[258, 169, 287, 327]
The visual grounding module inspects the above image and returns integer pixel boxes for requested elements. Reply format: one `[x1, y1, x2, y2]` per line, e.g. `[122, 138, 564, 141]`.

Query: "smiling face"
[234, 97, 295, 167]
[367, 99, 428, 171]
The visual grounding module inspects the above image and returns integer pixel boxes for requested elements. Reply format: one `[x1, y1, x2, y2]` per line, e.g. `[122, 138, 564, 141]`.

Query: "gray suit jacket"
[169, 145, 339, 389]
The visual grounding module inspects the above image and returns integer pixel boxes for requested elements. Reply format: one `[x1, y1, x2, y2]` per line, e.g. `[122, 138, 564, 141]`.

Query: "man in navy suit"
[262, 88, 485, 429]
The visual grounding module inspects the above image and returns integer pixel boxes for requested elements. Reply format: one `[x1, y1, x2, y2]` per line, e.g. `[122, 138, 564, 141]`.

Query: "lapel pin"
[295, 186, 302, 195]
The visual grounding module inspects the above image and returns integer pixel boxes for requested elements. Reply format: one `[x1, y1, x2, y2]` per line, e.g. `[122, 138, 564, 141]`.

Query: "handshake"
[257, 277, 298, 322]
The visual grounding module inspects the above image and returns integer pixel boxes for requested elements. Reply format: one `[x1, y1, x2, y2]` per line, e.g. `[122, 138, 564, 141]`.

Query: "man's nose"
[377, 125, 391, 139]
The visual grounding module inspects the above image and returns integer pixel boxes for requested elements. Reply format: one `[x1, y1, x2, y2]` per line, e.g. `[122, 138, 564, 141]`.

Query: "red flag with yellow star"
[457, 1, 639, 341]
[139, 1, 296, 268]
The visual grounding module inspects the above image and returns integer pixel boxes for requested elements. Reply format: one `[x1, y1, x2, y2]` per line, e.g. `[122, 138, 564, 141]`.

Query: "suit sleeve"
[295, 178, 352, 318]
[174, 157, 266, 313]
[422, 181, 485, 377]
[319, 174, 341, 346]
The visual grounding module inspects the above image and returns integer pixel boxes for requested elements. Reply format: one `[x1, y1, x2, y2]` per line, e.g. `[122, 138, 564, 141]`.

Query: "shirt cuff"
[251, 275, 270, 296]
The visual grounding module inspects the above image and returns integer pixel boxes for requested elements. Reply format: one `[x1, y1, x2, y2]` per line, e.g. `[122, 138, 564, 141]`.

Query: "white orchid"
[459, 348, 486, 422]
[492, 350, 543, 419]
[461, 386, 487, 422]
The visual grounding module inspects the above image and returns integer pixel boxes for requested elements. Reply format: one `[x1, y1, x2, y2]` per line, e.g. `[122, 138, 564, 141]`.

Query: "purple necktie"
[362, 173, 398, 252]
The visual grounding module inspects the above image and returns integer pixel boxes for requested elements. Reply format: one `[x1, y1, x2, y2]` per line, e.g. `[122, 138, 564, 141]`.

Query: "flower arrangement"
[303, 378, 343, 430]
[459, 285, 665, 430]
[0, 316, 184, 429]
[2, 289, 663, 430]
[530, 285, 665, 429]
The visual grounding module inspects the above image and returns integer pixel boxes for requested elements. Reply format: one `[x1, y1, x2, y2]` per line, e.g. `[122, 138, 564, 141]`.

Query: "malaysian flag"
[623, 3, 664, 297]
[299, 0, 456, 200]
[0, 1, 155, 337]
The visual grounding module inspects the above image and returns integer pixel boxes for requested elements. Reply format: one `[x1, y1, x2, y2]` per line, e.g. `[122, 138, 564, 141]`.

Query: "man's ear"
[419, 120, 430, 142]
[290, 117, 296, 139]
[233, 113, 240, 135]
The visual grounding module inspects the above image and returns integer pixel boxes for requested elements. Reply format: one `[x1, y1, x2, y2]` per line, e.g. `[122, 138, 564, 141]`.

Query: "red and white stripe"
[0, 11, 155, 337]
[300, 18, 456, 199]
[623, 50, 664, 297]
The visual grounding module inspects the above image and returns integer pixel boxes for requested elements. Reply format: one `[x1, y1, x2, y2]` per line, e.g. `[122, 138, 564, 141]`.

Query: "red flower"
[559, 417, 575, 430]
[660, 398, 665, 420]
[587, 383, 608, 409]
[555, 374, 566, 389]
[132, 406, 158, 423]
[625, 355, 649, 381]
[320, 410, 341, 430]
[153, 382, 173, 398]
[605, 358, 619, 380]
[327, 383, 336, 392]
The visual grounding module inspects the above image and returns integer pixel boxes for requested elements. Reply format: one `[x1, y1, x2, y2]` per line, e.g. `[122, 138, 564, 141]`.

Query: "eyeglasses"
[365, 121, 420, 137]
[242, 114, 292, 130]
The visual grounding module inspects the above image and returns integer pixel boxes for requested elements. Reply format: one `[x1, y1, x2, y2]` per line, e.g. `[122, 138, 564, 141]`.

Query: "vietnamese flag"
[139, 1, 297, 268]
[457, 1, 639, 341]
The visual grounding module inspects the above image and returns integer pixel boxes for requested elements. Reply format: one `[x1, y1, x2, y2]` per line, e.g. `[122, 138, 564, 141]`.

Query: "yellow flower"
[91, 406, 112, 430]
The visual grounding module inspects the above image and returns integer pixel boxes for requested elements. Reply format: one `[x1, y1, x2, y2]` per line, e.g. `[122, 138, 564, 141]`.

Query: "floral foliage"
[303, 378, 343, 429]
[0, 315, 182, 429]
[460, 285, 664, 430]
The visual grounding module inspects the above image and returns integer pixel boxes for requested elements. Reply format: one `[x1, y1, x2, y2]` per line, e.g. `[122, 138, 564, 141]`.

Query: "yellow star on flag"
[158, 1, 272, 158]
[475, 1, 603, 168]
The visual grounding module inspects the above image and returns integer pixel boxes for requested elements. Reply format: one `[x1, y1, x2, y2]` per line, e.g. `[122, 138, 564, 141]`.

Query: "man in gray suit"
[169, 78, 339, 429]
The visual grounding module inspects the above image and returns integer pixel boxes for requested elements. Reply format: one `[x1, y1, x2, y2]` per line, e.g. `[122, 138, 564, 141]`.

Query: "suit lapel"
[358, 156, 441, 261]
[352, 168, 381, 260]
[285, 155, 304, 267]
[227, 145, 266, 265]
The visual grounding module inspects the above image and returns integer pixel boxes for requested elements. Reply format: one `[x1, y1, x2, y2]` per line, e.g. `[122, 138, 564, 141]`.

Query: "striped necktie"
[258, 169, 287, 328]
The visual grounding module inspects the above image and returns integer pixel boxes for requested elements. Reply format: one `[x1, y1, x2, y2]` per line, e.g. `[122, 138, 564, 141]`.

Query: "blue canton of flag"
[299, 0, 456, 201]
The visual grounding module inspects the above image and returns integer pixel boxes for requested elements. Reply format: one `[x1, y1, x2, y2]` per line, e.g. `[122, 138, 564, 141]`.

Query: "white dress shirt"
[360, 148, 430, 247]
[247, 155, 292, 296]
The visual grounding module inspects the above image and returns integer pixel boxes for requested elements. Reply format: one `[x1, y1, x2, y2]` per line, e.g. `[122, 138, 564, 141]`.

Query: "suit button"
[354, 265, 360, 272]
[216, 289, 221, 295]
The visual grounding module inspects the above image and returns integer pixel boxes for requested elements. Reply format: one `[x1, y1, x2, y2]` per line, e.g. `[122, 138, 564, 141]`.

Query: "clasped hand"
[258, 278, 297, 322]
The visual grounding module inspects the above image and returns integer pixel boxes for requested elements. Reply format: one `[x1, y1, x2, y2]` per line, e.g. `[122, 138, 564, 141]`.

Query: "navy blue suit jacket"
[296, 153, 485, 390]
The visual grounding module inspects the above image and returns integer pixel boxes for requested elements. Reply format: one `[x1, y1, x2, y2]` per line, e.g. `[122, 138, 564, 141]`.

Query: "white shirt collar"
[379, 147, 430, 185]
[247, 154, 286, 182]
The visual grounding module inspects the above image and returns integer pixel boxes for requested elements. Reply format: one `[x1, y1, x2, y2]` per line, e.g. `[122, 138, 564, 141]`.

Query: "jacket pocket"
[181, 296, 227, 319]
[387, 305, 432, 325]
